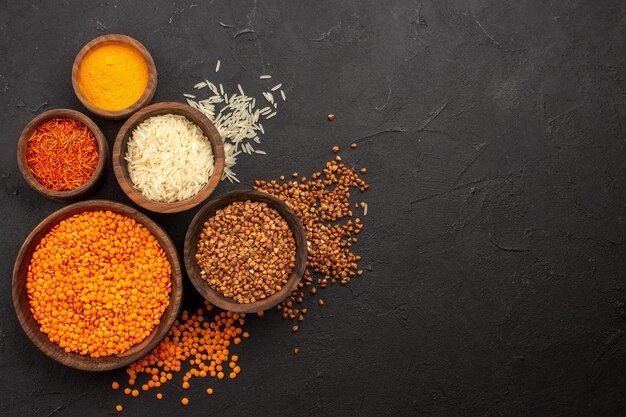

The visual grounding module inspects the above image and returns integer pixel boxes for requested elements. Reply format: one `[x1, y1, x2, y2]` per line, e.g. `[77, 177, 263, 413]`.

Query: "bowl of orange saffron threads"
[17, 108, 108, 200]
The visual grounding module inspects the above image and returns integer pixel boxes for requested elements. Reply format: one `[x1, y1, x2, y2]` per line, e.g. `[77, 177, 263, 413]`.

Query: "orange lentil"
[182, 398, 189, 406]
[112, 381, 120, 390]
[117, 301, 247, 404]
[116, 405, 123, 412]
[26, 211, 172, 357]
[156, 393, 163, 400]
[229, 372, 237, 379]
[207, 388, 214, 395]
[124, 388, 131, 395]
[131, 389, 139, 397]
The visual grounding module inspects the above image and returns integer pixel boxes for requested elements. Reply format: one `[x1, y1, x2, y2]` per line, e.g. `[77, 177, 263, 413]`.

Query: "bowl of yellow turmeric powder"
[72, 34, 157, 120]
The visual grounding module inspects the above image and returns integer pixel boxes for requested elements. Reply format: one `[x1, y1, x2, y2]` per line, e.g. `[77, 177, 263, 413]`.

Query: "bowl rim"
[184, 190, 308, 313]
[71, 33, 157, 120]
[16, 108, 109, 201]
[112, 101, 225, 214]
[12, 199, 183, 371]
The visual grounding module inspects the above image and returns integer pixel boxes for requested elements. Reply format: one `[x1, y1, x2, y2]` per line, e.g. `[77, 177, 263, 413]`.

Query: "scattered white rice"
[183, 93, 196, 98]
[215, 60, 221, 73]
[125, 114, 214, 203]
[184, 60, 284, 182]
[364, 203, 368, 216]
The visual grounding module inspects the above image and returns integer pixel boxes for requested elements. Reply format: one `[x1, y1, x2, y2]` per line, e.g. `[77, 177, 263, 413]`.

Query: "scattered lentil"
[350, 143, 358, 149]
[116, 301, 245, 409]
[116, 405, 123, 412]
[327, 114, 335, 121]
[181, 398, 189, 406]
[332, 145, 340, 153]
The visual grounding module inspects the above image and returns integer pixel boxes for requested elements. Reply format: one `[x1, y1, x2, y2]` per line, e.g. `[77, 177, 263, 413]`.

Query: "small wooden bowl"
[113, 102, 225, 214]
[72, 34, 157, 120]
[17, 108, 108, 201]
[12, 200, 183, 371]
[184, 190, 308, 313]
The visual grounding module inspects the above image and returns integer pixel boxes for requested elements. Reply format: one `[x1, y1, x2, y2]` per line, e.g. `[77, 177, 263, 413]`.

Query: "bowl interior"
[184, 190, 308, 313]
[12, 200, 183, 371]
[113, 102, 225, 214]
[16, 108, 108, 201]
[72, 34, 157, 120]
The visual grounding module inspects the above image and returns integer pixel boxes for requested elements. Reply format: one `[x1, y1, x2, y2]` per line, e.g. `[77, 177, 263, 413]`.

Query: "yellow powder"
[78, 43, 149, 111]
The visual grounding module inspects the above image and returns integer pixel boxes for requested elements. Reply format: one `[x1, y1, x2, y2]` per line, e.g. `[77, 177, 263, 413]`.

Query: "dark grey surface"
[1, 1, 626, 416]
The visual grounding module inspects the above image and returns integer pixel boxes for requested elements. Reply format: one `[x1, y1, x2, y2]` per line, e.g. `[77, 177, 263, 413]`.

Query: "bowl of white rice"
[113, 102, 225, 213]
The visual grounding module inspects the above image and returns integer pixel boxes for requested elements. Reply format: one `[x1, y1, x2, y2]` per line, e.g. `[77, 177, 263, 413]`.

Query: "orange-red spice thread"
[26, 118, 99, 191]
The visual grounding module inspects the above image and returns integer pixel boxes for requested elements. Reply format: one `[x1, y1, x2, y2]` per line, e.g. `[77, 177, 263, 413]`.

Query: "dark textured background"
[1, 1, 626, 416]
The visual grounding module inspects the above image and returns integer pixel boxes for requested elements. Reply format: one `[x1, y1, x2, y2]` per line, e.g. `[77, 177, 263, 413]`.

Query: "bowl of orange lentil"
[17, 108, 109, 201]
[12, 200, 183, 371]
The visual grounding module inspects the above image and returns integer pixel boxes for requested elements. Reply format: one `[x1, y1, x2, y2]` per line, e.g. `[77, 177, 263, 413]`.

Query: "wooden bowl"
[113, 102, 225, 214]
[72, 34, 157, 120]
[184, 190, 308, 313]
[12, 200, 183, 371]
[16, 108, 109, 201]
